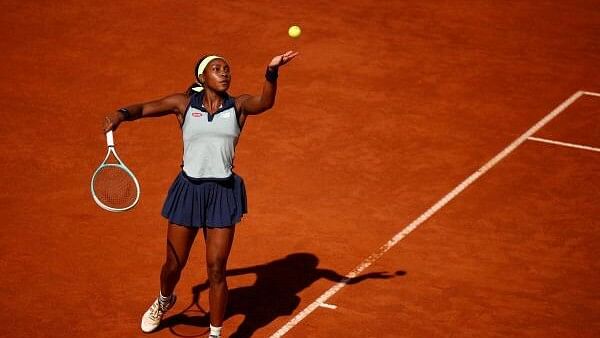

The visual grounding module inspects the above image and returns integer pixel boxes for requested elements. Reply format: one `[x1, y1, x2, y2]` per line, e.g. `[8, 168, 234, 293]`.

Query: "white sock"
[209, 324, 222, 337]
[159, 291, 172, 303]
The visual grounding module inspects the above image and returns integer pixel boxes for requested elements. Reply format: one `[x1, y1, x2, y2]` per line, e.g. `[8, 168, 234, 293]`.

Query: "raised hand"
[268, 50, 300, 69]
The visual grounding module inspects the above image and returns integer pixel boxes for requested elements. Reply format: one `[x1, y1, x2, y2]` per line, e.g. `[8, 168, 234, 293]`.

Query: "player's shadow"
[160, 252, 406, 338]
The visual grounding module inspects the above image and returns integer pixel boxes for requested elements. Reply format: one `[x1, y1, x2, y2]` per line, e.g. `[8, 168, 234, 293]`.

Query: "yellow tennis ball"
[288, 25, 301, 38]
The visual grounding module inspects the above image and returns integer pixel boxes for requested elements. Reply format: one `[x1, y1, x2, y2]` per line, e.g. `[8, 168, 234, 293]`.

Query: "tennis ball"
[288, 25, 301, 38]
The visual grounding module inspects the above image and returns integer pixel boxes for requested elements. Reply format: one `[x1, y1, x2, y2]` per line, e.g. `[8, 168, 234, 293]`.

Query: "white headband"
[192, 55, 225, 92]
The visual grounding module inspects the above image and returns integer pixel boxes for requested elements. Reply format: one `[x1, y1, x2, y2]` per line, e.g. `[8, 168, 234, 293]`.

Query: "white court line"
[583, 91, 600, 97]
[528, 136, 600, 153]
[318, 302, 338, 310]
[269, 90, 587, 338]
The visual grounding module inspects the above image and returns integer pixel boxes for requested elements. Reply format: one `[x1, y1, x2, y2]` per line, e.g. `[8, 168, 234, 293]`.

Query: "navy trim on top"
[187, 91, 242, 128]
[181, 169, 234, 184]
[180, 95, 194, 128]
[234, 104, 242, 130]
[190, 91, 236, 122]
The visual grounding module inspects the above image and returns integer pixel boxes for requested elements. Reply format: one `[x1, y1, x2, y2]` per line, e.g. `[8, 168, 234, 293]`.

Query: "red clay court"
[1, 1, 599, 337]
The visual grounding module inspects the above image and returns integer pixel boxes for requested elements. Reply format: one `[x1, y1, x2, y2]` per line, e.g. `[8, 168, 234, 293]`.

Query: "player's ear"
[198, 75, 205, 84]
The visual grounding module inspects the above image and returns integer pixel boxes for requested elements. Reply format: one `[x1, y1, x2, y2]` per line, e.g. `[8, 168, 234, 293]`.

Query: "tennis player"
[102, 51, 299, 337]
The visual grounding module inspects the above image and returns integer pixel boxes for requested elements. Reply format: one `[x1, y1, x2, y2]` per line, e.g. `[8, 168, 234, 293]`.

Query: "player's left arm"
[235, 51, 299, 116]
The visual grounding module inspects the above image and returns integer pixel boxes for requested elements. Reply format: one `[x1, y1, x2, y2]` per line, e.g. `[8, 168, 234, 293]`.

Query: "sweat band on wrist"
[118, 108, 131, 121]
[265, 67, 278, 82]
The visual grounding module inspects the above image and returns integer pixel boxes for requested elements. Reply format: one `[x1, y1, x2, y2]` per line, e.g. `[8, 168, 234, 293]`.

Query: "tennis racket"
[91, 130, 140, 212]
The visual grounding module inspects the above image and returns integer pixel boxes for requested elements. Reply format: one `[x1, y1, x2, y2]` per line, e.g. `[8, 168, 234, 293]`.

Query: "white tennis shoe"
[140, 294, 177, 333]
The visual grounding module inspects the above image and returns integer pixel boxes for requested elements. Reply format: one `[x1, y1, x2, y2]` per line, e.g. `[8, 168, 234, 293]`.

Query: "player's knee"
[163, 256, 184, 275]
[207, 259, 226, 283]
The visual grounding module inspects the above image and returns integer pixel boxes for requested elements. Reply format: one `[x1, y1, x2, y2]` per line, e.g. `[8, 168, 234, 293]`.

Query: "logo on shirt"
[192, 112, 202, 117]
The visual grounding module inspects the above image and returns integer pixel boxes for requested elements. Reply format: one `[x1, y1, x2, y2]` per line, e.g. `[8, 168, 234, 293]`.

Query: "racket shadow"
[159, 252, 405, 338]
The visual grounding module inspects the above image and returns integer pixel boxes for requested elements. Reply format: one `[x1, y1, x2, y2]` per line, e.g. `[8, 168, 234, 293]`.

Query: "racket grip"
[106, 130, 114, 147]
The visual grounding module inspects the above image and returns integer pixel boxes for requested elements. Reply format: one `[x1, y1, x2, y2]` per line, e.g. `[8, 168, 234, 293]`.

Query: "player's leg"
[141, 222, 199, 332]
[160, 222, 200, 295]
[204, 226, 236, 337]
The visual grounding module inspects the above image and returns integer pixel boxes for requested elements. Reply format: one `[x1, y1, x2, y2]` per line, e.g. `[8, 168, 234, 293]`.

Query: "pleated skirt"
[161, 170, 247, 228]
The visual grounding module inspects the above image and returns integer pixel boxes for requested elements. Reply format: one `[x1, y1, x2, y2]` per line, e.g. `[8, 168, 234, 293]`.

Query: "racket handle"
[106, 130, 114, 147]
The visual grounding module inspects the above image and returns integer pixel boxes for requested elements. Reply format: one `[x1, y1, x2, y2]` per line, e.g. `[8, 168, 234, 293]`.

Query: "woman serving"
[102, 51, 299, 337]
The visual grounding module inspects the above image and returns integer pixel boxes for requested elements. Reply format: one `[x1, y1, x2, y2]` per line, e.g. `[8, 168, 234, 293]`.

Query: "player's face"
[202, 59, 231, 92]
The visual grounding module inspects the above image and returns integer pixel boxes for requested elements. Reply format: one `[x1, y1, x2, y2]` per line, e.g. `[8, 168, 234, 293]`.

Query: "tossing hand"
[268, 50, 300, 69]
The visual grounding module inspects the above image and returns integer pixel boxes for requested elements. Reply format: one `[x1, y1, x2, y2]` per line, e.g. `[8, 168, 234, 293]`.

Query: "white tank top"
[181, 92, 241, 179]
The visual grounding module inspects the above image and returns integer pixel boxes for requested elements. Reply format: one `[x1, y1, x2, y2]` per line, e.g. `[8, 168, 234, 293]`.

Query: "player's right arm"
[102, 93, 189, 132]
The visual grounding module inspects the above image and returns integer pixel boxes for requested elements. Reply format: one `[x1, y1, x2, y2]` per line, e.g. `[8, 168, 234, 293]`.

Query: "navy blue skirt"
[161, 171, 247, 228]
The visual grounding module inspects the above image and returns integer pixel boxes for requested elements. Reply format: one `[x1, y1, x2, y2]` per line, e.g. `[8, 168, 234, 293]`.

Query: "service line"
[583, 91, 600, 97]
[528, 137, 600, 153]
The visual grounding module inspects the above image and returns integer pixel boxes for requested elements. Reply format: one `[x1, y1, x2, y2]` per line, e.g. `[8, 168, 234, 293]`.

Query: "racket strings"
[92, 166, 138, 209]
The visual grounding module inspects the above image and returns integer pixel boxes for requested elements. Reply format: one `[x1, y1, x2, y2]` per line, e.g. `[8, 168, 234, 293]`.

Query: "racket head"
[91, 163, 140, 212]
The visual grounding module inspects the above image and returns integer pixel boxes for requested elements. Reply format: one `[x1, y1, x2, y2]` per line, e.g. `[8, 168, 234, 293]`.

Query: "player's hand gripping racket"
[91, 130, 140, 212]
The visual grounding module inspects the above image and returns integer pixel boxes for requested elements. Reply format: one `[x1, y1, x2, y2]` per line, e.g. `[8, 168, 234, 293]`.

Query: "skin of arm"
[102, 93, 189, 132]
[103, 51, 298, 132]
[235, 51, 299, 118]
[236, 74, 277, 116]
